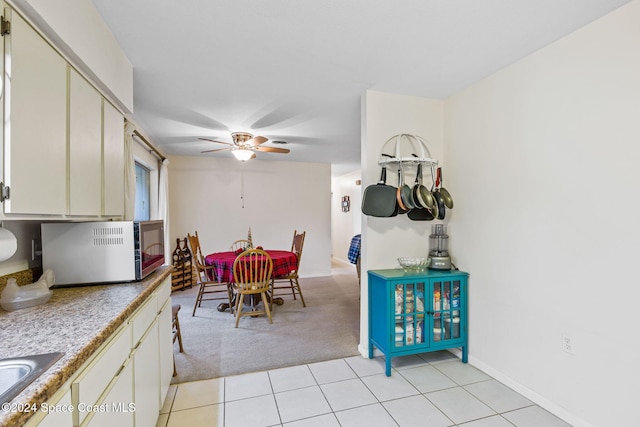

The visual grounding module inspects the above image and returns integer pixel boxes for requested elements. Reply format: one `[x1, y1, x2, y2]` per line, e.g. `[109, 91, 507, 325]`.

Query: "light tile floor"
[156, 351, 572, 427]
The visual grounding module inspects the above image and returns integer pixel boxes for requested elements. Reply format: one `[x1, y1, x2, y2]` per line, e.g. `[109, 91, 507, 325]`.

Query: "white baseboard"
[357, 345, 592, 427]
[463, 352, 594, 427]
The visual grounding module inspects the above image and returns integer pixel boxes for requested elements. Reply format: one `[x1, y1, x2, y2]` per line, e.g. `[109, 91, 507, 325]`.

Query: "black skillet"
[399, 162, 415, 210]
[362, 165, 398, 217]
[408, 205, 435, 221]
[432, 166, 446, 219]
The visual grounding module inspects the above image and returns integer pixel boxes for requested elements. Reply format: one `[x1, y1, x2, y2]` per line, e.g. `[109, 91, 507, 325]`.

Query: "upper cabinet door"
[3, 10, 67, 215]
[103, 100, 124, 217]
[69, 69, 102, 216]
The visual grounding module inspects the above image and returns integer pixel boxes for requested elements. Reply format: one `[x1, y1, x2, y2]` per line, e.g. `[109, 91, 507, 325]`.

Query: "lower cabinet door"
[35, 389, 73, 427]
[158, 299, 173, 405]
[133, 319, 160, 427]
[85, 360, 134, 427]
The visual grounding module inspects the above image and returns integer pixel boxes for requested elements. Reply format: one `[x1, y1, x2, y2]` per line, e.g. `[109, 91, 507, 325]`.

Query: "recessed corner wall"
[359, 90, 445, 355]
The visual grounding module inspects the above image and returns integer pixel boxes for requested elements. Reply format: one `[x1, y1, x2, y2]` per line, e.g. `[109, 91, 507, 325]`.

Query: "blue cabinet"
[368, 268, 469, 376]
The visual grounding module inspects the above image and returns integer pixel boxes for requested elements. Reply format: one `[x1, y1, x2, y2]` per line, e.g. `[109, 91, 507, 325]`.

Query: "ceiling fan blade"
[198, 137, 234, 147]
[246, 136, 268, 147]
[200, 147, 232, 153]
[250, 153, 257, 159]
[253, 146, 290, 154]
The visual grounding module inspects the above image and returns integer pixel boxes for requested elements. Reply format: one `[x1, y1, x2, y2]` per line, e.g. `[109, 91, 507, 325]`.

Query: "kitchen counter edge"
[0, 266, 173, 427]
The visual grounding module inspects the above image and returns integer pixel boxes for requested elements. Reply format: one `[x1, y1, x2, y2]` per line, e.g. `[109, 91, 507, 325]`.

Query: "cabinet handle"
[1, 15, 10, 36]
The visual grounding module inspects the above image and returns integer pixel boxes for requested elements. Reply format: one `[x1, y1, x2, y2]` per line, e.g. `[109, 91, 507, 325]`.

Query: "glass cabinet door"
[393, 282, 426, 347]
[432, 280, 462, 342]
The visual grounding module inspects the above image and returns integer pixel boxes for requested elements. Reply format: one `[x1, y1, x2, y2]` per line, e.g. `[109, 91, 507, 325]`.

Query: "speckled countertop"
[0, 266, 172, 427]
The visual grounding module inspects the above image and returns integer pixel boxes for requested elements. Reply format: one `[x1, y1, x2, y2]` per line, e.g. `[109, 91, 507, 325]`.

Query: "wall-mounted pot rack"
[363, 133, 452, 220]
[377, 134, 438, 169]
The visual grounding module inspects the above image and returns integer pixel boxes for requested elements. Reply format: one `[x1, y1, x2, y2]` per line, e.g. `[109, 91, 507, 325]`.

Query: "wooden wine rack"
[171, 237, 194, 291]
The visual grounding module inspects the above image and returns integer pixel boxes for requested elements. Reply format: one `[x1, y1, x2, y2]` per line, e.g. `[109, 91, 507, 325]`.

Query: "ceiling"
[91, 0, 629, 176]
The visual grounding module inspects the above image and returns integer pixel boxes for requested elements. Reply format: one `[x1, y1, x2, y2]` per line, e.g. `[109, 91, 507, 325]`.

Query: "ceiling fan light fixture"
[232, 148, 254, 161]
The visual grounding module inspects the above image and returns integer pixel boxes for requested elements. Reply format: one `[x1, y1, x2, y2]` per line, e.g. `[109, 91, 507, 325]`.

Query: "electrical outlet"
[561, 334, 574, 354]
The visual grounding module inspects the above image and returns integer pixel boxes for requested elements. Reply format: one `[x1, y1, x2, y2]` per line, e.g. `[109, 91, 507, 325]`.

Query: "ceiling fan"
[199, 132, 290, 161]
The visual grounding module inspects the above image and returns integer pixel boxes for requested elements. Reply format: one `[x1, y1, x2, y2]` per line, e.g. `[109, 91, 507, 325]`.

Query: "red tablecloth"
[205, 250, 298, 283]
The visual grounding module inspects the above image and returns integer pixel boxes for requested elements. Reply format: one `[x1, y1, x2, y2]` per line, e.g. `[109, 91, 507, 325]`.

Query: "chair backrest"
[232, 249, 273, 292]
[291, 230, 306, 267]
[230, 239, 252, 252]
[187, 232, 209, 278]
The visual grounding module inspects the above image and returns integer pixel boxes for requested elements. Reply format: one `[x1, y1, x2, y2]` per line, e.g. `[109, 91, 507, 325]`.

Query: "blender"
[428, 224, 451, 270]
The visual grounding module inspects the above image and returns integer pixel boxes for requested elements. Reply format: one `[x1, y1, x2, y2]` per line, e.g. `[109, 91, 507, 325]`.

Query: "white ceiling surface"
[91, 0, 629, 176]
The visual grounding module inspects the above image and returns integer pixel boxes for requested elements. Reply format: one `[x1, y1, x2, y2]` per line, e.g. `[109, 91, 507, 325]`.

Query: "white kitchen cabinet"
[2, 9, 67, 215]
[133, 319, 160, 427]
[32, 388, 73, 427]
[72, 323, 132, 426]
[84, 359, 134, 427]
[18, 275, 172, 427]
[129, 276, 172, 427]
[158, 299, 173, 405]
[1, 6, 126, 219]
[102, 100, 124, 217]
[69, 68, 102, 216]
[23, 278, 171, 427]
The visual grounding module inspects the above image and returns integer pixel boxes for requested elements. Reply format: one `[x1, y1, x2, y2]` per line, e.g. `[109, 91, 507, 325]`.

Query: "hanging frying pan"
[408, 205, 435, 221]
[432, 166, 446, 219]
[362, 166, 398, 217]
[437, 167, 454, 209]
[399, 162, 415, 209]
[409, 156, 435, 211]
[395, 169, 409, 214]
[412, 163, 428, 209]
[418, 168, 436, 212]
[392, 140, 415, 210]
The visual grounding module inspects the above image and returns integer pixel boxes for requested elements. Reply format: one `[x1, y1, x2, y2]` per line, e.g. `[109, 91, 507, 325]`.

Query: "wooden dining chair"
[270, 230, 306, 307]
[187, 232, 233, 316]
[232, 249, 274, 327]
[230, 239, 252, 252]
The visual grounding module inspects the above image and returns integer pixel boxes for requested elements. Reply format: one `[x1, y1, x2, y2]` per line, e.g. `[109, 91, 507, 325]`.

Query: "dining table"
[205, 249, 299, 312]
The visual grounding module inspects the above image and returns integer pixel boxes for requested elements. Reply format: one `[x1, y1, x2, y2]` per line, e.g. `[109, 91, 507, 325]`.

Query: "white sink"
[0, 352, 63, 405]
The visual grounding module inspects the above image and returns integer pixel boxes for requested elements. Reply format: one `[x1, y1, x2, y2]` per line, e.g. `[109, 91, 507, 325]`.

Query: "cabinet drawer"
[82, 359, 134, 427]
[131, 294, 158, 345]
[72, 323, 131, 425]
[156, 277, 171, 308]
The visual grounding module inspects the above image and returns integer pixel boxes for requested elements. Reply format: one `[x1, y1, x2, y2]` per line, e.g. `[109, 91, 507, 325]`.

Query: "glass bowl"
[397, 257, 430, 272]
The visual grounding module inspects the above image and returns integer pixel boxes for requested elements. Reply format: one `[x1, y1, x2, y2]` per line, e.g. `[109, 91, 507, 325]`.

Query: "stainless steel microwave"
[41, 220, 165, 286]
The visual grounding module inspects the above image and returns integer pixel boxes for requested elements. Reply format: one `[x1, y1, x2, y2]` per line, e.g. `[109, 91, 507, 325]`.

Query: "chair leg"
[268, 279, 274, 311]
[234, 294, 245, 328]
[261, 292, 272, 324]
[289, 280, 297, 300]
[172, 304, 184, 377]
[293, 278, 306, 307]
[174, 317, 184, 353]
[227, 284, 235, 315]
[192, 283, 205, 316]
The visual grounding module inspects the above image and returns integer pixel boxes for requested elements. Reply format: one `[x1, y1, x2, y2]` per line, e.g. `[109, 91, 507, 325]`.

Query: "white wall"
[444, 3, 640, 426]
[168, 156, 332, 277]
[331, 170, 362, 262]
[359, 90, 445, 354]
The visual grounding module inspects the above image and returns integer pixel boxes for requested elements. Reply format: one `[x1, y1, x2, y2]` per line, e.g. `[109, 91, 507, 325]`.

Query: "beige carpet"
[170, 260, 361, 383]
